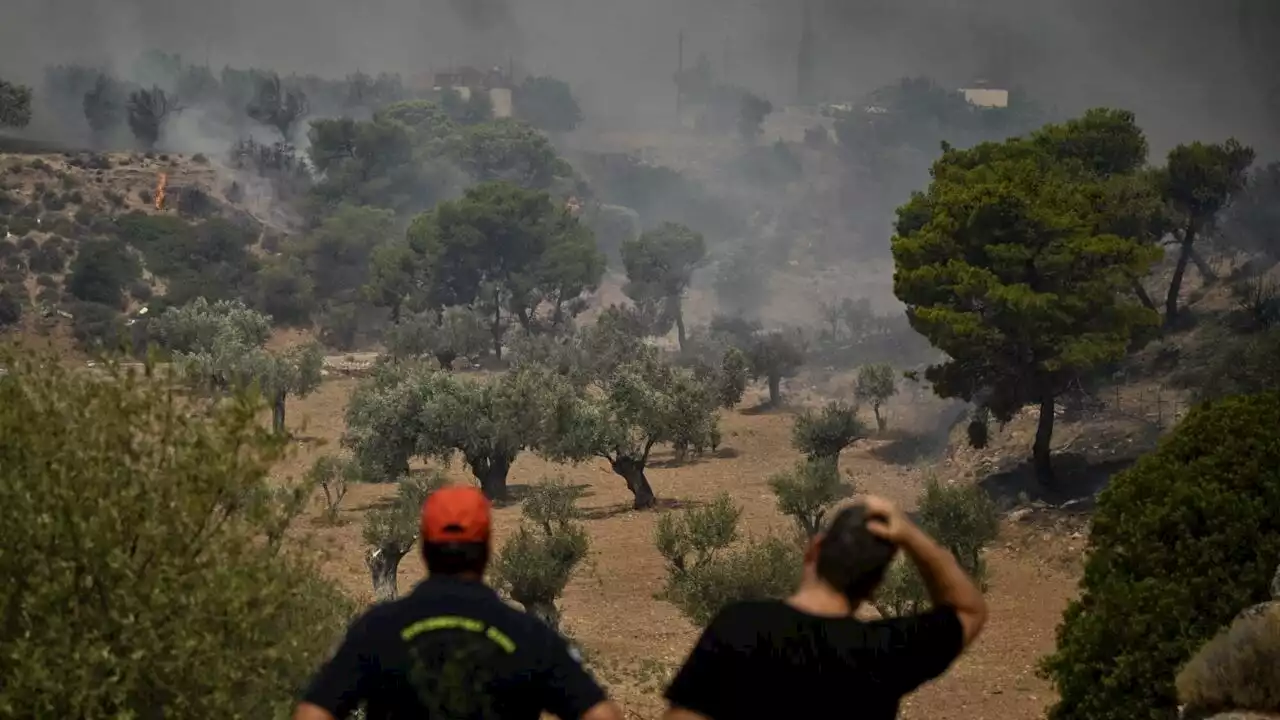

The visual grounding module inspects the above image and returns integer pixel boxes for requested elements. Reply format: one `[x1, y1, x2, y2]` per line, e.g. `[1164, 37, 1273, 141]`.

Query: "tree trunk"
[767, 374, 782, 406]
[611, 457, 657, 509]
[522, 598, 561, 630]
[272, 390, 287, 435]
[366, 545, 407, 602]
[1190, 248, 1217, 284]
[491, 297, 504, 361]
[674, 301, 687, 351]
[873, 403, 886, 432]
[1033, 391, 1056, 487]
[1165, 226, 1198, 327]
[474, 454, 512, 501]
[1129, 275, 1157, 312]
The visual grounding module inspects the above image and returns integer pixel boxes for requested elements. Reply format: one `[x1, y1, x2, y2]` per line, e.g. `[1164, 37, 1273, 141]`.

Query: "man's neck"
[787, 578, 856, 618]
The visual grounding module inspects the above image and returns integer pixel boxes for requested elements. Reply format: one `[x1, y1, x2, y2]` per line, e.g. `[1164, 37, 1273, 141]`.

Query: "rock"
[1007, 508, 1033, 522]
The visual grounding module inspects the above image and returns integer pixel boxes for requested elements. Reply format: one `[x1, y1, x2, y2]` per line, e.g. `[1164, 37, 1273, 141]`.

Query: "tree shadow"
[739, 401, 787, 416]
[977, 451, 1140, 509]
[580, 496, 705, 521]
[867, 430, 950, 466]
[492, 482, 596, 509]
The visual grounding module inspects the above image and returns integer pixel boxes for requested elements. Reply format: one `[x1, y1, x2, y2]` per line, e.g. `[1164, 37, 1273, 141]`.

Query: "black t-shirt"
[301, 577, 607, 720]
[665, 600, 964, 720]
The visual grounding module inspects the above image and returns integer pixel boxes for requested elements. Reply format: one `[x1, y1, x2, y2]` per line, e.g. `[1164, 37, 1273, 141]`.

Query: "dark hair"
[816, 505, 898, 602]
[423, 541, 489, 576]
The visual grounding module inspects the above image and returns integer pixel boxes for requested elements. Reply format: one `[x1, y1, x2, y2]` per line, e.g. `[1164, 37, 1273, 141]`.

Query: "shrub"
[68, 301, 127, 352]
[35, 274, 55, 288]
[307, 454, 363, 525]
[767, 457, 854, 537]
[362, 470, 449, 601]
[0, 354, 353, 717]
[874, 478, 1000, 617]
[1040, 392, 1280, 720]
[655, 493, 802, 626]
[1176, 607, 1280, 718]
[0, 285, 22, 328]
[27, 242, 66, 274]
[791, 401, 866, 466]
[128, 280, 153, 302]
[491, 477, 591, 629]
[65, 238, 141, 307]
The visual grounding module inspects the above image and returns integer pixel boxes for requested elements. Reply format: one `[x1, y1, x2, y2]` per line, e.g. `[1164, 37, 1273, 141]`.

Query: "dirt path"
[280, 380, 1083, 719]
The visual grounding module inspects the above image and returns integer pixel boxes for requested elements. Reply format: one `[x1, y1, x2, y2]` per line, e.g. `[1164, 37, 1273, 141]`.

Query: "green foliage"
[114, 212, 261, 305]
[0, 285, 22, 328]
[892, 108, 1162, 483]
[1159, 139, 1256, 323]
[539, 344, 722, 508]
[152, 298, 322, 433]
[293, 204, 396, 298]
[246, 73, 309, 139]
[855, 363, 898, 431]
[744, 328, 805, 405]
[513, 75, 583, 133]
[1040, 392, 1280, 720]
[455, 119, 573, 191]
[407, 181, 603, 340]
[790, 402, 867, 465]
[306, 111, 460, 220]
[439, 87, 493, 125]
[69, 302, 129, 353]
[0, 78, 32, 128]
[1197, 327, 1280, 401]
[65, 238, 142, 308]
[386, 306, 489, 368]
[1176, 607, 1280, 718]
[343, 363, 559, 499]
[82, 73, 123, 138]
[126, 86, 175, 149]
[655, 493, 802, 626]
[308, 454, 364, 524]
[767, 457, 854, 537]
[621, 222, 706, 348]
[362, 470, 449, 600]
[874, 478, 1000, 618]
[0, 353, 352, 718]
[491, 477, 591, 629]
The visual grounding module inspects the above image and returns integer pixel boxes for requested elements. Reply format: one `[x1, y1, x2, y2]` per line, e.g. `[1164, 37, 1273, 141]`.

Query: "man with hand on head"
[292, 485, 624, 720]
[662, 494, 988, 720]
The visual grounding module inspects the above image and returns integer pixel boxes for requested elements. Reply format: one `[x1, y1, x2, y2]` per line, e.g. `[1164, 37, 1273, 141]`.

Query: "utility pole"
[796, 0, 814, 105]
[677, 30, 684, 120]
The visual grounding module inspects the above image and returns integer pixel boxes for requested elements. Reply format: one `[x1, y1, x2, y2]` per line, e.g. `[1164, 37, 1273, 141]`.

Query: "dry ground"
[277, 377, 1083, 720]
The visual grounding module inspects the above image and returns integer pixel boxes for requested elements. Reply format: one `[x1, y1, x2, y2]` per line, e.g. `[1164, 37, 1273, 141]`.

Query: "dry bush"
[1177, 607, 1280, 717]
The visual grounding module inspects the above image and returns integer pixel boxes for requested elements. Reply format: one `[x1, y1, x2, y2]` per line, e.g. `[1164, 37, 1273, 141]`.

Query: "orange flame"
[154, 172, 168, 210]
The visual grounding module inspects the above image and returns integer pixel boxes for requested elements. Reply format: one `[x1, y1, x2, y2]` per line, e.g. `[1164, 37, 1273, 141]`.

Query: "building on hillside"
[414, 65, 514, 118]
[957, 80, 1010, 108]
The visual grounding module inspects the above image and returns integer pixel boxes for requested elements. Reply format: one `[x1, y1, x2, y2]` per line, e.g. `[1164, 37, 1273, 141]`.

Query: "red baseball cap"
[421, 485, 492, 544]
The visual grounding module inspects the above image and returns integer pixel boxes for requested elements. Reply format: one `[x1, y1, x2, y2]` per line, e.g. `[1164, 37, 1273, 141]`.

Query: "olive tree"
[855, 363, 897, 431]
[746, 329, 805, 405]
[385, 305, 489, 369]
[791, 401, 867, 469]
[152, 298, 323, 434]
[621, 222, 707, 349]
[655, 493, 802, 625]
[874, 478, 1000, 618]
[0, 77, 32, 129]
[491, 477, 591, 628]
[540, 349, 722, 509]
[363, 470, 448, 600]
[0, 353, 351, 717]
[343, 362, 559, 500]
[767, 457, 854, 537]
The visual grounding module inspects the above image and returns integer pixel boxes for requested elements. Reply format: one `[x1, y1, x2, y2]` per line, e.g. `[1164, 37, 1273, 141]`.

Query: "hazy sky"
[1, 0, 1276, 152]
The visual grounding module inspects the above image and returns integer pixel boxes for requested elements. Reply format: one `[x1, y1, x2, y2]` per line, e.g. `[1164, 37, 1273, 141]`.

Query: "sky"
[0, 0, 1276, 152]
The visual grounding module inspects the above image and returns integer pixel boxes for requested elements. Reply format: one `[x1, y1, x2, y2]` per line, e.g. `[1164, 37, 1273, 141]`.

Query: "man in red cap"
[293, 485, 624, 720]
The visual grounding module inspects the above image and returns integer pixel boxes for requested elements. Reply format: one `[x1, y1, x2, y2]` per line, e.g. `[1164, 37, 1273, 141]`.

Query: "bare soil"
[278, 379, 1084, 720]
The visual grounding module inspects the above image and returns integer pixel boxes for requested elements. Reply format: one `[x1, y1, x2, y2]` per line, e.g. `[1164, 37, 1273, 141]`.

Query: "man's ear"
[803, 533, 824, 565]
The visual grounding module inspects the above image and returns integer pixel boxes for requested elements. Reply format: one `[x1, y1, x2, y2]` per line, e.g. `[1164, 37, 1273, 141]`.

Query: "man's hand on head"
[855, 495, 915, 546]
[292, 702, 337, 720]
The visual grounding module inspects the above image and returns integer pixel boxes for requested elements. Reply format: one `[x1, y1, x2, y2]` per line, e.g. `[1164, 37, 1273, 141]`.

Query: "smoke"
[2, 0, 1277, 150]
